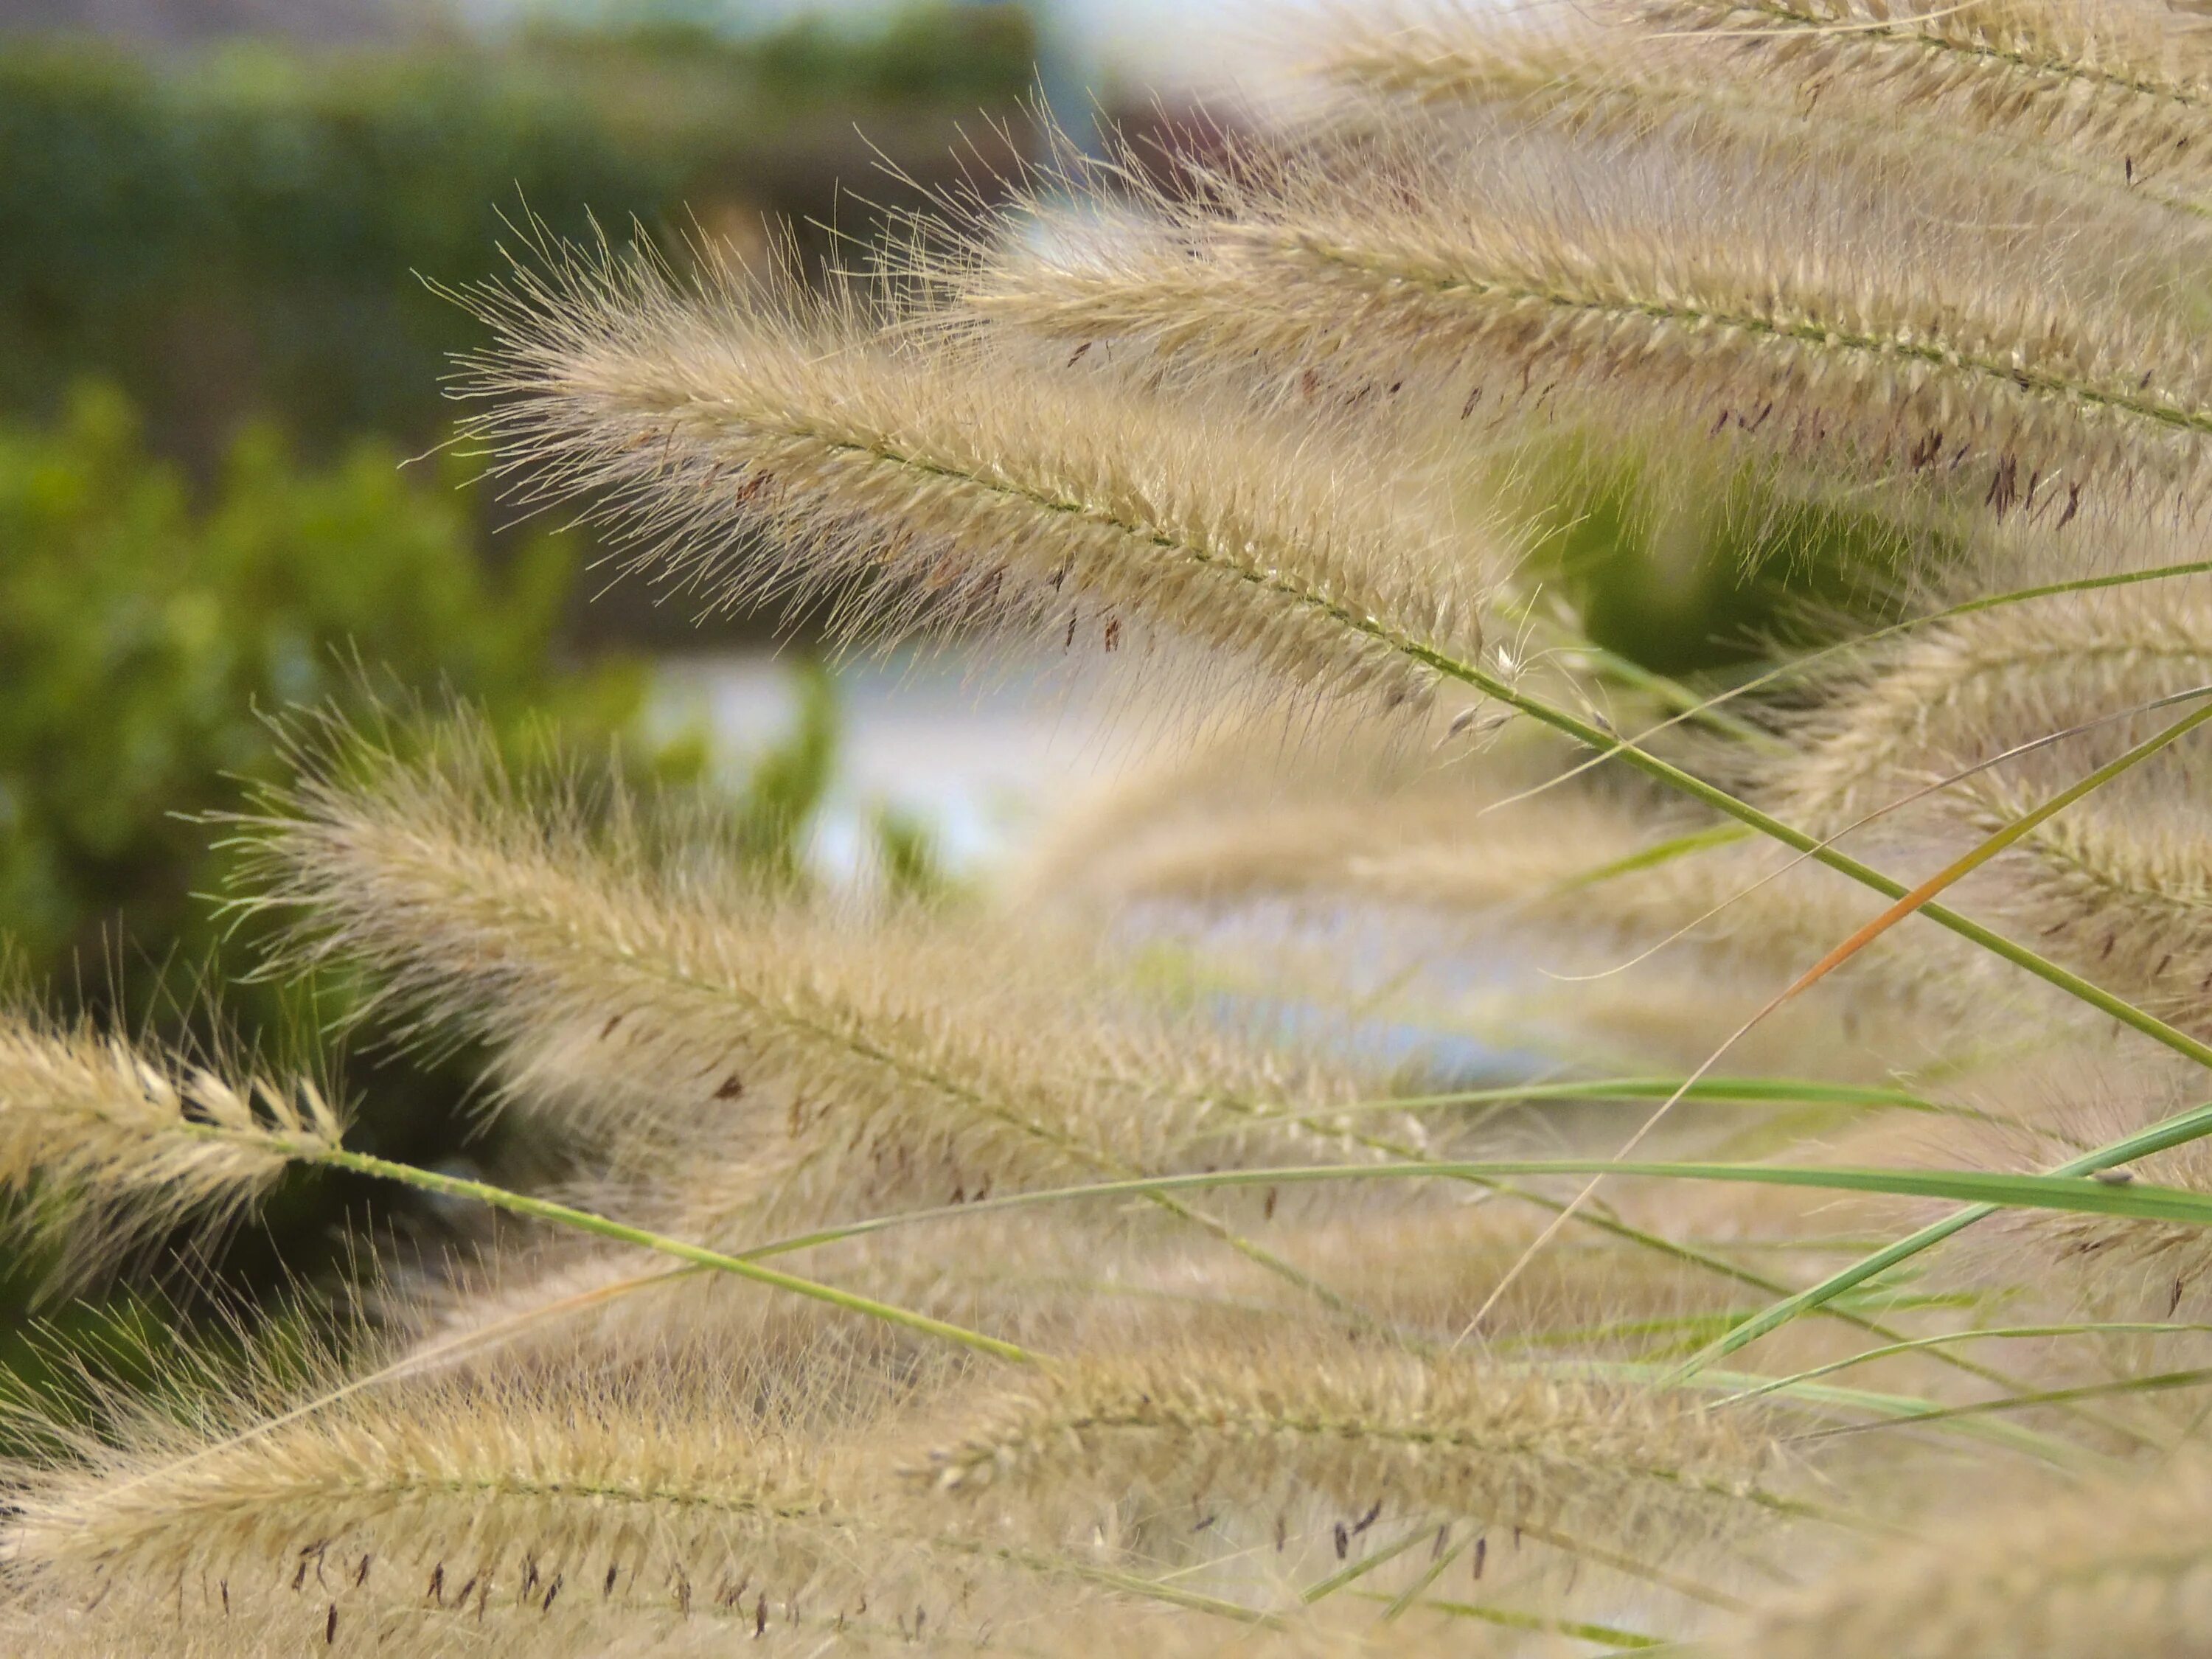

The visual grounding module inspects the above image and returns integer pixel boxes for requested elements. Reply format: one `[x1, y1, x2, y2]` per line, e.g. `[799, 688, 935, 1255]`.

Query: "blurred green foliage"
[1516, 435, 1938, 674]
[0, 6, 1037, 466]
[0, 383, 687, 1000]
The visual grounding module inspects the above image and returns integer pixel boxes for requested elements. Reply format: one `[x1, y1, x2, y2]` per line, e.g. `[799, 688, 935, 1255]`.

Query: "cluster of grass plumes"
[32, 1, 2212, 1654]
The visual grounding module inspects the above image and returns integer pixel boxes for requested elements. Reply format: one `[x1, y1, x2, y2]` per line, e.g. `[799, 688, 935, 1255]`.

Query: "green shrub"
[0, 383, 684, 992]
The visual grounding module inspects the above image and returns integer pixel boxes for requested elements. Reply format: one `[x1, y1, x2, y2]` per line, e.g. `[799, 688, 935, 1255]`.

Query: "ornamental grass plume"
[1641, 0, 2212, 209]
[945, 113, 2212, 524]
[914, 1321, 1795, 1561]
[456, 234, 1496, 715]
[1, 1354, 858, 1610]
[0, 1009, 344, 1271]
[1773, 580, 2212, 1030]
[232, 714, 1408, 1247]
[30, 0, 2212, 1652]
[1907, 1059, 2212, 1321]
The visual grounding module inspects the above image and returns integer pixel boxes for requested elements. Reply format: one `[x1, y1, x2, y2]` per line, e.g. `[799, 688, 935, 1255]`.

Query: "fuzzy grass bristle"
[950, 111, 2212, 521]
[0, 1011, 343, 1270]
[24, 1, 2212, 1650]
[457, 232, 1495, 714]
[914, 1323, 1794, 1561]
[231, 714, 1407, 1254]
[1641, 0, 2212, 209]
[1721, 1452, 2212, 1658]
[3, 1350, 861, 1610]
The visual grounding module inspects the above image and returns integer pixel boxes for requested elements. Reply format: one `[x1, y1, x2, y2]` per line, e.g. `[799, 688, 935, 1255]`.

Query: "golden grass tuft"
[1644, 0, 2212, 208]
[457, 233, 1495, 714]
[0, 1011, 344, 1270]
[1722, 1452, 2212, 1658]
[948, 111, 2212, 521]
[27, 3, 2212, 1652]
[4, 1348, 867, 1615]
[914, 1322, 1792, 1561]
[229, 716, 1419, 1290]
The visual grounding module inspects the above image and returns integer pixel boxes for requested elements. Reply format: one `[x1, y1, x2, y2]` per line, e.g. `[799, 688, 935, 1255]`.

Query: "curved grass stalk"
[1295, 1504, 1747, 1615]
[1674, 1096, 2212, 1378]
[1340, 1076, 1950, 1114]
[1472, 555, 2212, 838]
[656, 1152, 2212, 1454]
[1790, 1368, 2212, 1444]
[1219, 1045, 2076, 1408]
[1381, 1528, 1471, 1620]
[165, 1121, 1035, 1365]
[987, 1071, 2073, 1404]
[1626, 1366, 2093, 1466]
[1424, 644, 2212, 1070]
[1537, 682, 2212, 997]
[1461, 691, 2212, 1339]
[1495, 1518, 1751, 1613]
[1346, 1590, 1666, 1649]
[700, 1156, 2212, 1247]
[1298, 1521, 1432, 1603]
[1720, 1321, 2212, 1405]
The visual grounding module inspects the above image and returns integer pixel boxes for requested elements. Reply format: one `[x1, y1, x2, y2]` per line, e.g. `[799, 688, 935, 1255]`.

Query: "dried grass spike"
[916, 1324, 1789, 1560]
[461, 232, 1494, 714]
[0, 1012, 343, 1273]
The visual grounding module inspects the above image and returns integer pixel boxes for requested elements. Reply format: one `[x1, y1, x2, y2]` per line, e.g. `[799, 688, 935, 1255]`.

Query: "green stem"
[1348, 1588, 1666, 1649]
[212, 1130, 1037, 1366]
[1670, 1098, 2212, 1378]
[709, 1154, 2212, 1239]
[1416, 646, 2212, 1071]
[1790, 1368, 2212, 1442]
[1300, 1522, 1432, 1603]
[1210, 1085, 2056, 1402]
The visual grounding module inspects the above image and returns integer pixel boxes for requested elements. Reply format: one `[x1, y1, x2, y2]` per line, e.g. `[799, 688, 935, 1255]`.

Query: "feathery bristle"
[4, 1352, 858, 1610]
[953, 113, 2212, 518]
[1911, 1061, 2212, 1318]
[0, 1579, 1520, 1658]
[1772, 581, 2212, 1030]
[916, 1324, 1789, 1558]
[233, 717, 1400, 1242]
[1775, 583, 2212, 829]
[1299, 0, 2212, 276]
[0, 1012, 343, 1267]
[459, 233, 1494, 713]
[1645, 0, 2212, 207]
[1016, 721, 2028, 1043]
